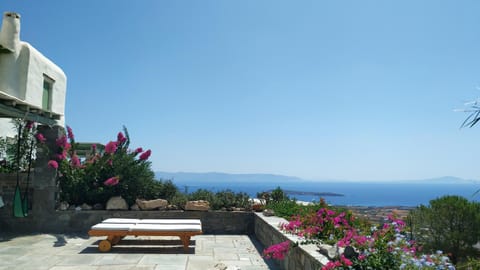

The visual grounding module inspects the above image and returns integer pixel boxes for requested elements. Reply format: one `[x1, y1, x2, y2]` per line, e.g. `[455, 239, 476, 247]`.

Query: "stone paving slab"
[0, 234, 278, 270]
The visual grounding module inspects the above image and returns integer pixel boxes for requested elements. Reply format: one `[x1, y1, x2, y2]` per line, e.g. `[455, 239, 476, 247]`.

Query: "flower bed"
[255, 212, 328, 270]
[261, 204, 456, 270]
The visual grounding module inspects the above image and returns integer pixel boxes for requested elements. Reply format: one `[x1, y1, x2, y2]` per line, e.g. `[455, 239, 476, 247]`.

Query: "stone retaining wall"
[0, 209, 254, 235]
[254, 212, 328, 270]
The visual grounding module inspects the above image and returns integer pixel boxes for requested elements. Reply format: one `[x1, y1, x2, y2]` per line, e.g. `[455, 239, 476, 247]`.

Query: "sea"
[175, 181, 480, 207]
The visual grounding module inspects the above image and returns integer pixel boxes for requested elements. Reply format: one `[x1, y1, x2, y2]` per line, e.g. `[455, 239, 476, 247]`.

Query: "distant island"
[155, 171, 479, 185]
[267, 189, 344, 197]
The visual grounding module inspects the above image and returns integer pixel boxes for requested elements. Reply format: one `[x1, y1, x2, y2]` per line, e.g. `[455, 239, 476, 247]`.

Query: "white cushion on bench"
[102, 218, 141, 223]
[131, 224, 202, 232]
[102, 218, 201, 225]
[90, 223, 202, 232]
[137, 219, 201, 225]
[91, 223, 134, 231]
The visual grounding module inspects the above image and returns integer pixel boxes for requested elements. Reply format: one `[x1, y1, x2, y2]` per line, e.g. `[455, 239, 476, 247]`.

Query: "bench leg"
[98, 239, 112, 252]
[107, 235, 123, 245]
[180, 236, 191, 252]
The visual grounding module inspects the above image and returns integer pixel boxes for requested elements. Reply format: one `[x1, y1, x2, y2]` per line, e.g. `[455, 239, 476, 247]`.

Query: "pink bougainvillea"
[67, 126, 74, 140]
[35, 133, 46, 143]
[56, 151, 67, 161]
[105, 141, 118, 154]
[263, 241, 290, 260]
[48, 160, 58, 169]
[139, 149, 151, 161]
[56, 135, 68, 147]
[51, 125, 157, 207]
[104, 176, 120, 186]
[70, 154, 81, 167]
[117, 132, 127, 144]
[264, 206, 455, 270]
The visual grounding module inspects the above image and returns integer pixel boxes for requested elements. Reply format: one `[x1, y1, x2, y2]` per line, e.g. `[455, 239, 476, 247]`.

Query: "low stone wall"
[0, 209, 254, 234]
[254, 212, 328, 270]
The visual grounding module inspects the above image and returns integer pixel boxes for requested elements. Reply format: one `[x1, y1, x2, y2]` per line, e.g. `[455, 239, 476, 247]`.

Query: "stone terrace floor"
[0, 233, 279, 270]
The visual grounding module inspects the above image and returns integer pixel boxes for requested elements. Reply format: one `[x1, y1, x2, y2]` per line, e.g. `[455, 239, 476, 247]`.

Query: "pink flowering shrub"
[35, 133, 46, 144]
[47, 160, 58, 169]
[265, 208, 455, 270]
[139, 149, 151, 161]
[104, 176, 120, 186]
[53, 126, 159, 205]
[279, 205, 358, 246]
[104, 141, 118, 154]
[263, 241, 291, 260]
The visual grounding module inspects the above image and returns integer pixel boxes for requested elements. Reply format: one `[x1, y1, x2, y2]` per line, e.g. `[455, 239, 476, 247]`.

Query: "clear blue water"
[176, 181, 480, 207]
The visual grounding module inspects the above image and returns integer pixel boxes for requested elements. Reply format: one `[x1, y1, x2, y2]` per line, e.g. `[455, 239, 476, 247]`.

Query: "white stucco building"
[0, 11, 67, 137]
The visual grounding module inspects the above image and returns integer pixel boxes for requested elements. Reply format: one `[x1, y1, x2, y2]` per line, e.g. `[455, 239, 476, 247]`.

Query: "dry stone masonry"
[136, 198, 168, 210]
[185, 200, 210, 211]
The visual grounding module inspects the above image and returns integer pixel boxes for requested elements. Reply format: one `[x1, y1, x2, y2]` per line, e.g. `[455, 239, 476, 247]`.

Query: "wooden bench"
[88, 218, 203, 252]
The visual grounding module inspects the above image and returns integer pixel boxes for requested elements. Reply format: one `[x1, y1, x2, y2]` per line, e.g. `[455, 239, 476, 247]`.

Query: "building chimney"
[0, 12, 21, 53]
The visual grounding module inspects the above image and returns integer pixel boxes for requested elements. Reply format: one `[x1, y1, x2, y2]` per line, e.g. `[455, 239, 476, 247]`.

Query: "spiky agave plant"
[461, 98, 480, 128]
[460, 98, 480, 196]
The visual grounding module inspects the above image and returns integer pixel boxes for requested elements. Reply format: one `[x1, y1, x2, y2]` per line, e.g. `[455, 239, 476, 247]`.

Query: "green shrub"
[170, 193, 188, 209]
[187, 189, 216, 203]
[409, 195, 480, 264]
[234, 191, 250, 209]
[270, 186, 288, 203]
[456, 257, 480, 269]
[256, 186, 288, 206]
[157, 179, 180, 202]
[212, 190, 250, 210]
[267, 199, 301, 218]
[183, 189, 252, 210]
[212, 189, 236, 210]
[267, 199, 328, 219]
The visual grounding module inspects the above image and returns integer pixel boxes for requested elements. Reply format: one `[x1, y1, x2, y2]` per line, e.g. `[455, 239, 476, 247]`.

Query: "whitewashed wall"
[0, 11, 66, 137]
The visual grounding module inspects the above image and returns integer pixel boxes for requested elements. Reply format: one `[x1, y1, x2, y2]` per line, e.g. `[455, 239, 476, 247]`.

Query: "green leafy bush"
[212, 190, 250, 210]
[157, 179, 180, 202]
[409, 195, 480, 264]
[187, 189, 215, 203]
[270, 186, 288, 203]
[267, 199, 302, 218]
[263, 187, 344, 224]
[170, 193, 188, 209]
[184, 189, 250, 210]
[456, 257, 480, 269]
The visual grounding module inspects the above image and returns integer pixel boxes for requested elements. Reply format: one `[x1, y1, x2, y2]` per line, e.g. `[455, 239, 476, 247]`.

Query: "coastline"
[292, 199, 415, 224]
[341, 205, 415, 224]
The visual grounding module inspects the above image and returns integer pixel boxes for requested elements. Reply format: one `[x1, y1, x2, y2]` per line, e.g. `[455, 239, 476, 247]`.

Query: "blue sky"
[2, 1, 480, 181]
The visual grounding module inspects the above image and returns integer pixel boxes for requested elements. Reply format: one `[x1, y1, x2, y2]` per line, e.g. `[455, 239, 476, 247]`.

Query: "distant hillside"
[155, 172, 479, 185]
[416, 176, 479, 184]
